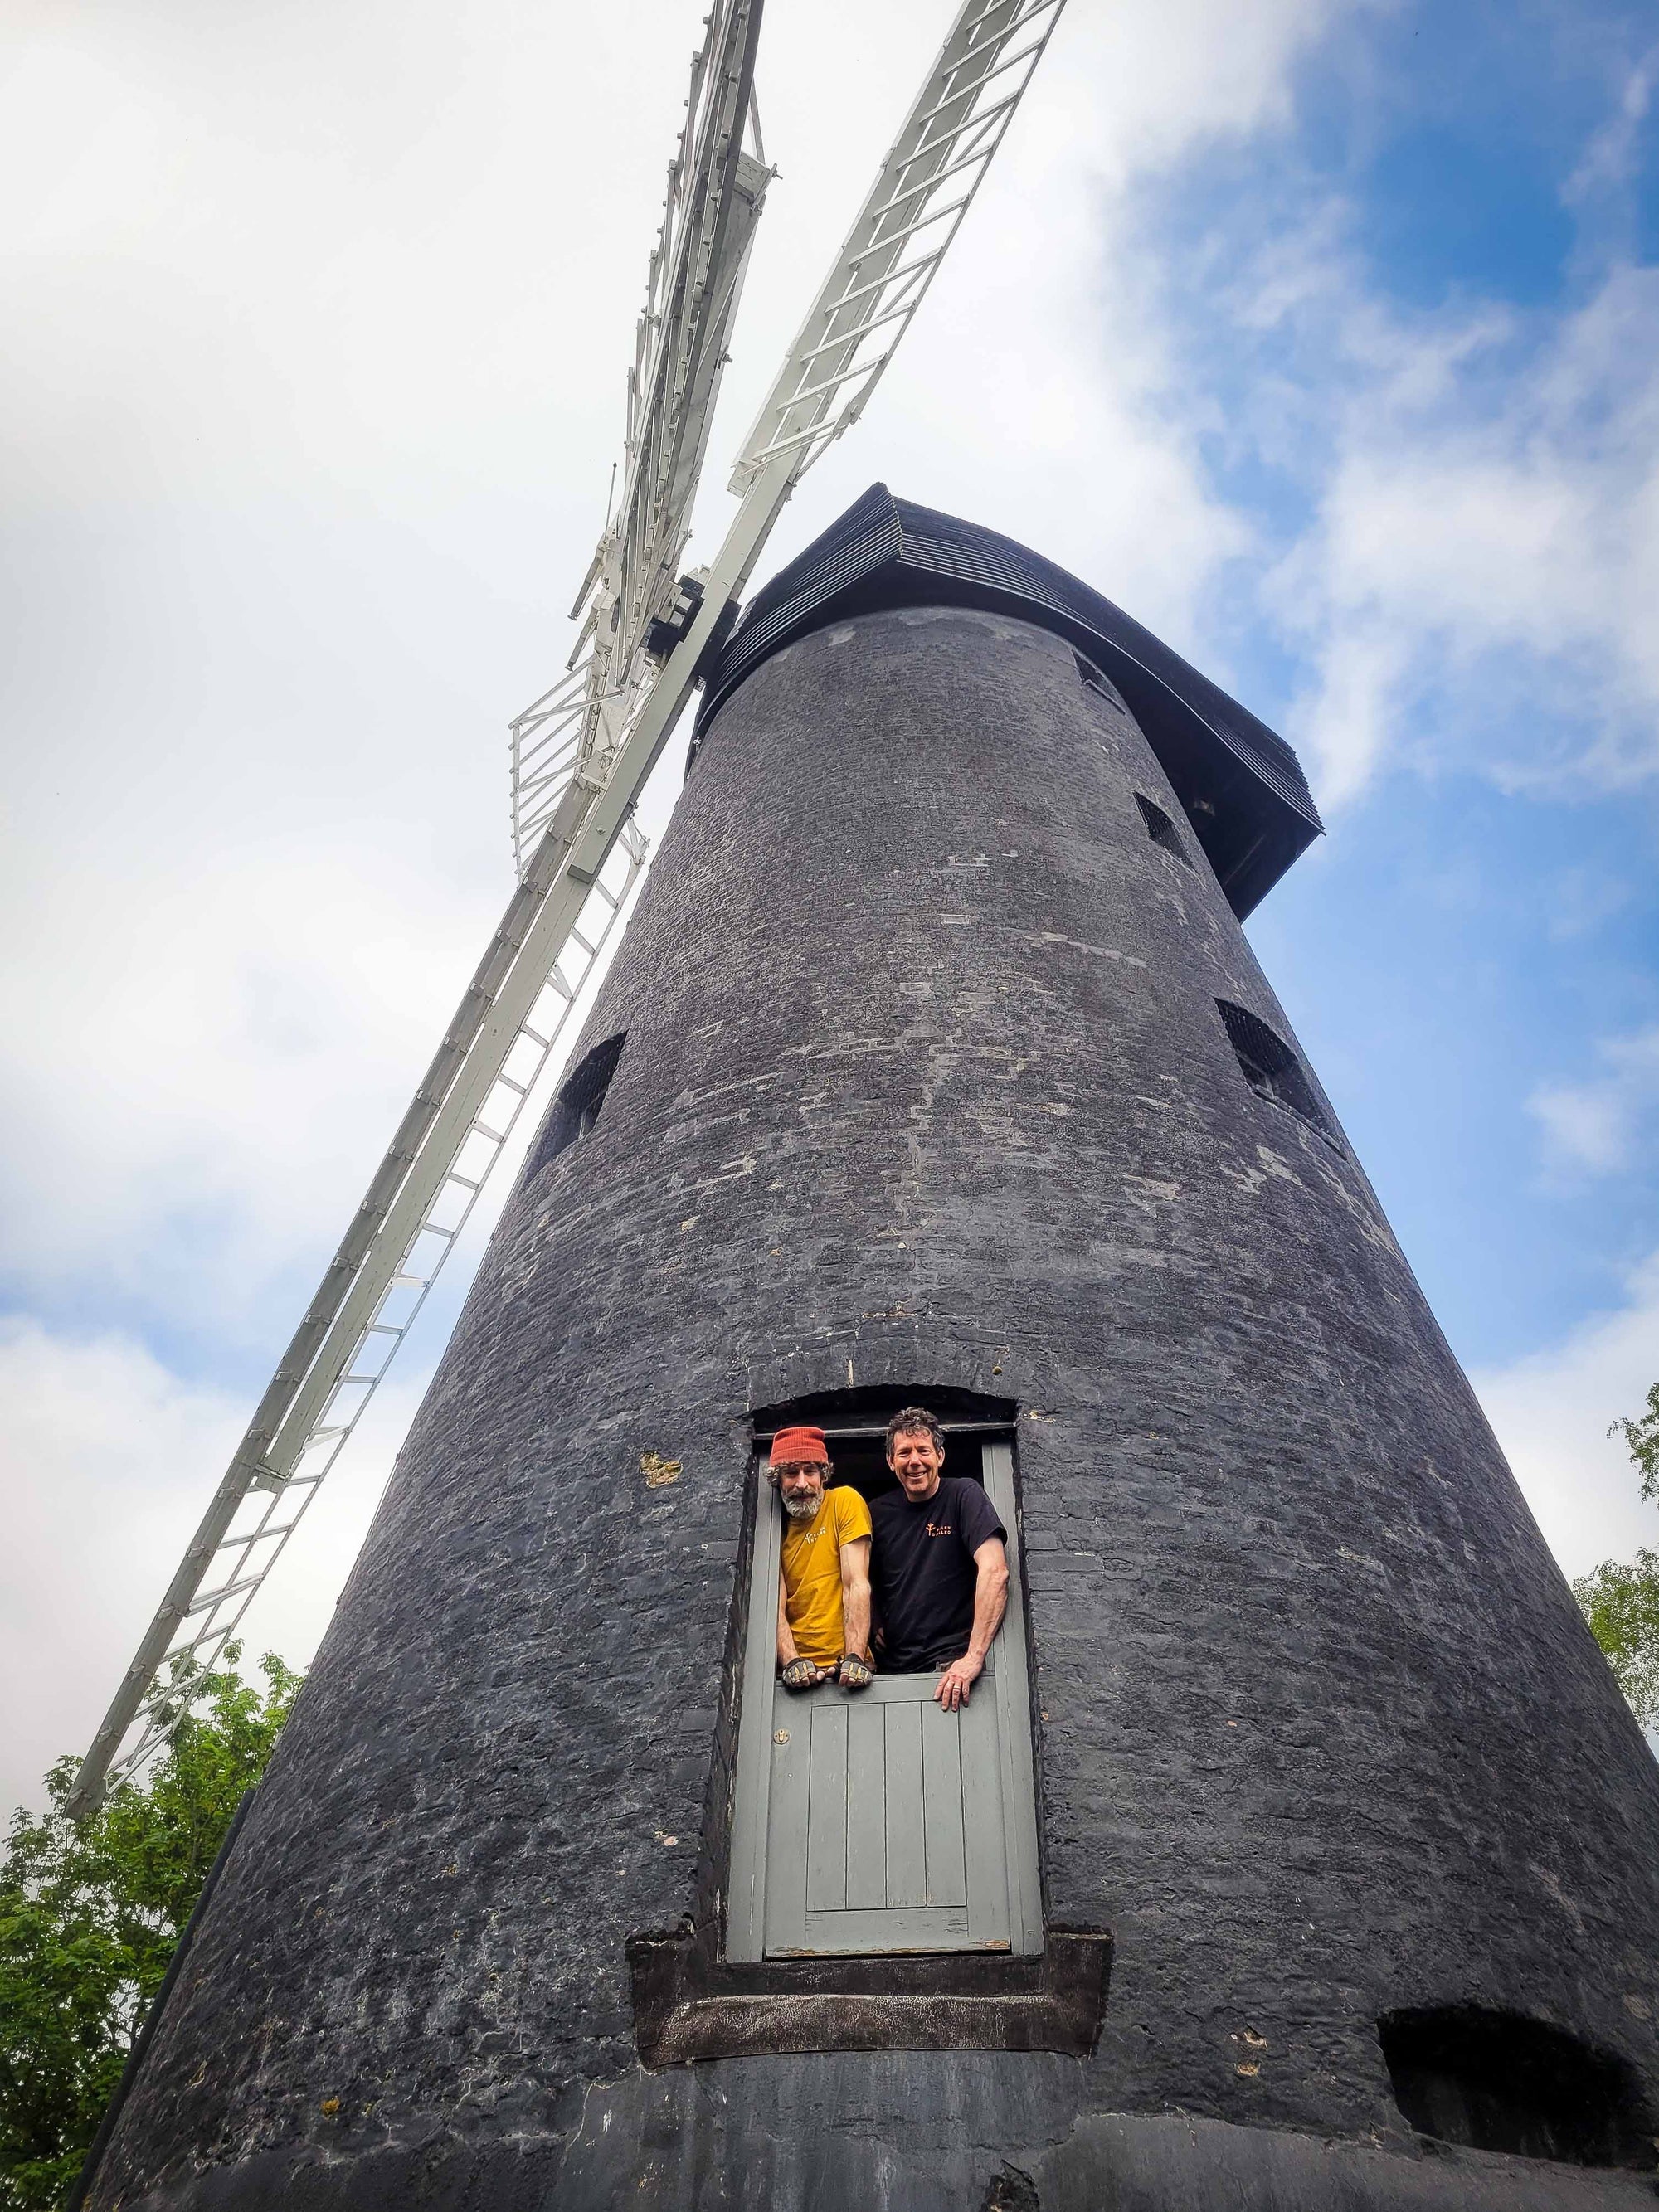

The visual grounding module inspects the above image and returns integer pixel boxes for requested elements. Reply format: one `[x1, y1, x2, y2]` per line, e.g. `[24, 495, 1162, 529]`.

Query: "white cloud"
[0, 37, 180, 260]
[0, 1318, 420, 1814]
[1528, 1024, 1659, 1177]
[1174, 45, 1659, 811]
[1475, 1252, 1659, 1584]
[1292, 263, 1659, 805]
[1564, 47, 1658, 209]
[1545, 863, 1634, 942]
[0, 834, 489, 1319]
[1530, 1084, 1633, 1177]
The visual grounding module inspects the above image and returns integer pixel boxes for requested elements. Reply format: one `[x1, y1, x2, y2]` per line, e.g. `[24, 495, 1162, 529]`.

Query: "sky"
[2, 0, 1657, 1812]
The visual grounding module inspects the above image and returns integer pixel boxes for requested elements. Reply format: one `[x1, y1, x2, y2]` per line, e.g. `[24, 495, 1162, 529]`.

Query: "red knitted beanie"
[769, 1424, 829, 1466]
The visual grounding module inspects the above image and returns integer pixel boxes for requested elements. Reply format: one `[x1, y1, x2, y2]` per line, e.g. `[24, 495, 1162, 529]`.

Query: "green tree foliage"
[0, 1649, 299, 2212]
[1573, 1552, 1659, 1731]
[1574, 1384, 1659, 1734]
[1610, 1380, 1659, 1508]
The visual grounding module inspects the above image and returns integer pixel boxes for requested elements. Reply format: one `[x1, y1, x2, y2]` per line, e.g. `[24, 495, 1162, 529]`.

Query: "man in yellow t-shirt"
[770, 1425, 873, 1693]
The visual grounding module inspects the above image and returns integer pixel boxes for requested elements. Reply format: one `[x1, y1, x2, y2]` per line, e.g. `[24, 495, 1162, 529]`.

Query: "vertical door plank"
[727, 1470, 784, 1962]
[763, 1690, 810, 1953]
[984, 1441, 1044, 1955]
[919, 1698, 968, 1907]
[805, 1702, 848, 1913]
[883, 1699, 927, 1907]
[844, 1701, 888, 1910]
[959, 1690, 1011, 1947]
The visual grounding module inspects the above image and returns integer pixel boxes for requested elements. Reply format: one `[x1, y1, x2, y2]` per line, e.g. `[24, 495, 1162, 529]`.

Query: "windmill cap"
[693, 484, 1321, 921]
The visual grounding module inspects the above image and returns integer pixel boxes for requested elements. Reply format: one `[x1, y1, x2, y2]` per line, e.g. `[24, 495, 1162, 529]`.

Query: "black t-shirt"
[870, 1475, 1007, 1671]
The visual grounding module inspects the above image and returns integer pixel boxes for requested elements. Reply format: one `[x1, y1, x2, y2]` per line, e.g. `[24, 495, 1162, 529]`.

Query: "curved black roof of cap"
[693, 484, 1322, 918]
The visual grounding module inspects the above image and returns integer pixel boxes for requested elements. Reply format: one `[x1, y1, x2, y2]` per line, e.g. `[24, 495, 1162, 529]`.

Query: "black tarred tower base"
[84, 492, 1659, 2210]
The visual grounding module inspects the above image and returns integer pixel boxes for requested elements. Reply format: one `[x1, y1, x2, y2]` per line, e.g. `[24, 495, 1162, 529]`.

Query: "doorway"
[726, 1411, 1042, 1962]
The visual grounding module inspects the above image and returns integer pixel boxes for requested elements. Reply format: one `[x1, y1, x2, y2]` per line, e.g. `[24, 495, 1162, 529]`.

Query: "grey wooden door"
[763, 1664, 1009, 1953]
[727, 1436, 1042, 1962]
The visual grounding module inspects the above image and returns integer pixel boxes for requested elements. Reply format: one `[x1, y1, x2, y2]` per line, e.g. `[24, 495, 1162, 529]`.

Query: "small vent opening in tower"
[1073, 649, 1120, 708]
[528, 1032, 626, 1177]
[1135, 793, 1193, 868]
[1379, 2006, 1654, 2169]
[1215, 1000, 1340, 1150]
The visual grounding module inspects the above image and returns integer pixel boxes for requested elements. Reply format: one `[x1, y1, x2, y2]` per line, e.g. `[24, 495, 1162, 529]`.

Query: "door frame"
[726, 1426, 1042, 1962]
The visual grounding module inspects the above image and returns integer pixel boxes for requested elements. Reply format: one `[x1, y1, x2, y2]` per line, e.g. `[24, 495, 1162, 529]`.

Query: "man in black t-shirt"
[870, 1405, 1010, 1711]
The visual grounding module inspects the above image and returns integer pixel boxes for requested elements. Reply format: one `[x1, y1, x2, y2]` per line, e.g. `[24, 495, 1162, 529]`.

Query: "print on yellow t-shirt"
[781, 1485, 873, 1666]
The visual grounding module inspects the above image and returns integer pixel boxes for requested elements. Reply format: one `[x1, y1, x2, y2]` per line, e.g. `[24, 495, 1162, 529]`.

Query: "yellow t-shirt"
[781, 1485, 873, 1665]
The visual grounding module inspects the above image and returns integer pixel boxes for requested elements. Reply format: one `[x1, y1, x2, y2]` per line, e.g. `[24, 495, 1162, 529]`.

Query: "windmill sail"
[508, 0, 771, 878]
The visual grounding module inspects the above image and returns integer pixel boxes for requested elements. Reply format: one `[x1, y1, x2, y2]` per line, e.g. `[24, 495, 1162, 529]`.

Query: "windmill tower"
[67, 7, 1659, 2210]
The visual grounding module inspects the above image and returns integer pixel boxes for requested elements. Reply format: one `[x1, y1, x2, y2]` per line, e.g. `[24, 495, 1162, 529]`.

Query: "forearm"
[966, 1565, 1008, 1661]
[776, 1573, 800, 1666]
[842, 1575, 872, 1659]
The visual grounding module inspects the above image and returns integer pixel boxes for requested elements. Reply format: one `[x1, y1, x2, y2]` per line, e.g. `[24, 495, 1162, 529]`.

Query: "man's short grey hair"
[884, 1406, 945, 1459]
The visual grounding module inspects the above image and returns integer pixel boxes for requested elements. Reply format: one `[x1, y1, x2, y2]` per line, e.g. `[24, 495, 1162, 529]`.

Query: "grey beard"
[782, 1492, 820, 1520]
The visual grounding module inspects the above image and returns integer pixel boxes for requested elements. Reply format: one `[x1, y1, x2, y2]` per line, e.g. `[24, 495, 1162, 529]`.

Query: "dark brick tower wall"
[87, 513, 1659, 2210]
